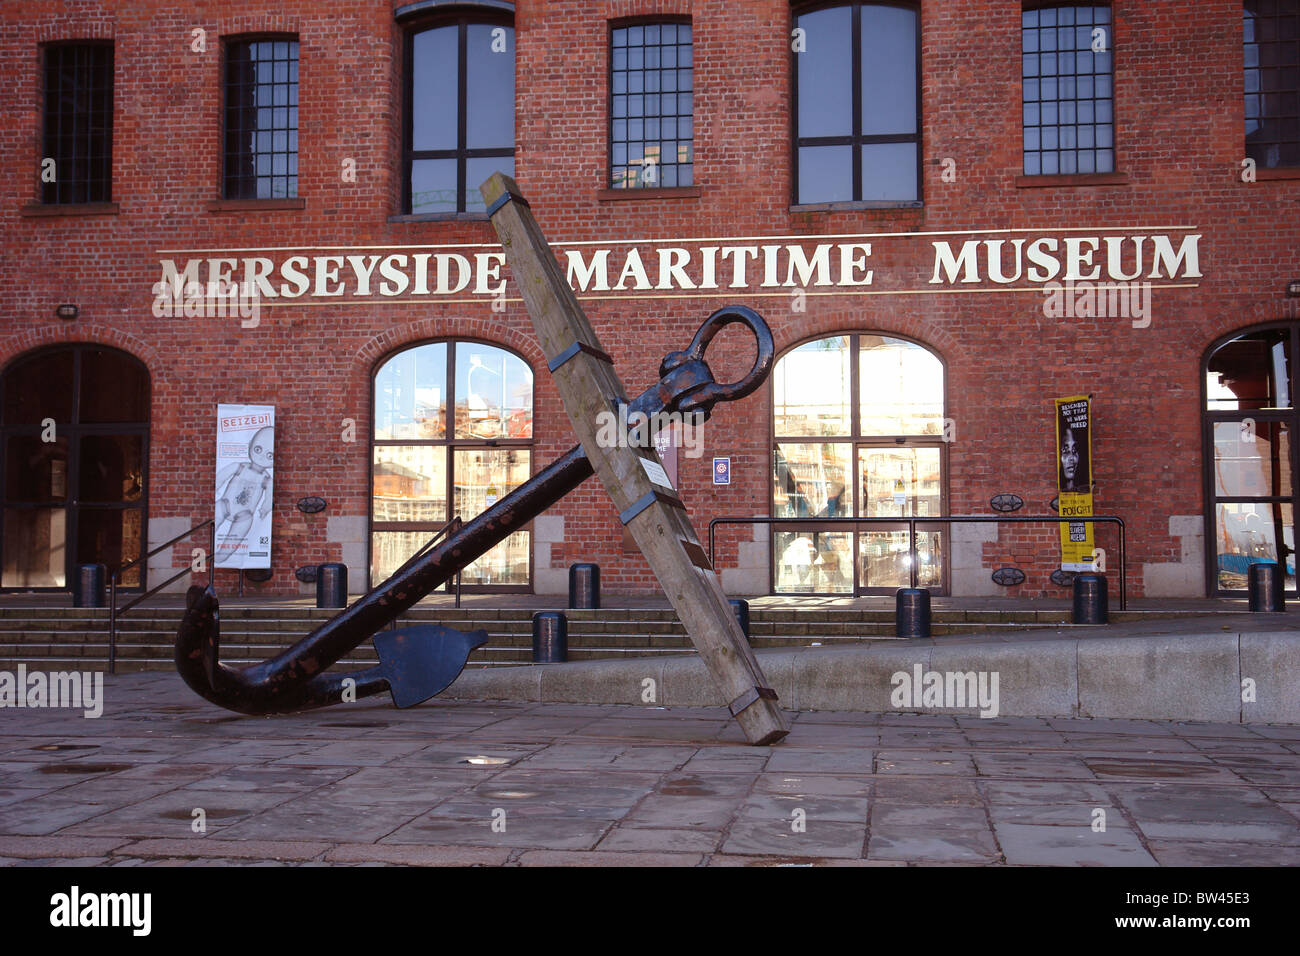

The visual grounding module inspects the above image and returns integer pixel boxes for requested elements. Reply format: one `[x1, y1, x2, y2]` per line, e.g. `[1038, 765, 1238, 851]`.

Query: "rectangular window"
[1245, 0, 1300, 169]
[404, 18, 514, 215]
[610, 21, 694, 188]
[792, 3, 920, 204]
[224, 37, 299, 199]
[1022, 5, 1114, 175]
[41, 42, 113, 204]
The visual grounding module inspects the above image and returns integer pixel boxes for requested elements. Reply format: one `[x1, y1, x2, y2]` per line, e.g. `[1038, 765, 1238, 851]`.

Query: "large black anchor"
[176, 306, 775, 715]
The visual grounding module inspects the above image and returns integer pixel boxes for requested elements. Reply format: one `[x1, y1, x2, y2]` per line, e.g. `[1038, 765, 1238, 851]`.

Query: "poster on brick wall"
[1055, 395, 1097, 572]
[215, 404, 275, 569]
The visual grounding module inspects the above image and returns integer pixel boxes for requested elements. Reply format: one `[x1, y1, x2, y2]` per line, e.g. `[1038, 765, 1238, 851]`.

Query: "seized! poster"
[215, 404, 275, 569]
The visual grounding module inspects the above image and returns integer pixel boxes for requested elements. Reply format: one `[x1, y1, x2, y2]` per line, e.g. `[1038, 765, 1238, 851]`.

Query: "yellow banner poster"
[1055, 395, 1096, 571]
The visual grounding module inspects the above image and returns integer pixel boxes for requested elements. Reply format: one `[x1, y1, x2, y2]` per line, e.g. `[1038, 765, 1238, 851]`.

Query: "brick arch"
[771, 297, 963, 369]
[354, 316, 545, 372]
[0, 324, 164, 379]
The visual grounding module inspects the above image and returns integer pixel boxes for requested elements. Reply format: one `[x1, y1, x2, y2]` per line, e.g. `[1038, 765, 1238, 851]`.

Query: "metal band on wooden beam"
[619, 488, 686, 525]
[547, 340, 615, 373]
[485, 189, 530, 218]
[728, 685, 779, 716]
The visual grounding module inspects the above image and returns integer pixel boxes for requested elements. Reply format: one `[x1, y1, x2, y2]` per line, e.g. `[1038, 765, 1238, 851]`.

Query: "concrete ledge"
[441, 628, 1300, 724]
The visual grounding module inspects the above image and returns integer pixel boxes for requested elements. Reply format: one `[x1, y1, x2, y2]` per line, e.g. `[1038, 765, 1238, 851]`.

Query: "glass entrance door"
[858, 446, 943, 591]
[1205, 325, 1299, 595]
[1, 347, 149, 591]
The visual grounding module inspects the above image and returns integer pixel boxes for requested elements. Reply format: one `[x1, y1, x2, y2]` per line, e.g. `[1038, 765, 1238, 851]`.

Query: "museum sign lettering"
[154, 230, 1202, 306]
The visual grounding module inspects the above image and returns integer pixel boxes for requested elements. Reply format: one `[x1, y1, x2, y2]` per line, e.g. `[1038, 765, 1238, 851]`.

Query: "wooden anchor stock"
[482, 172, 790, 746]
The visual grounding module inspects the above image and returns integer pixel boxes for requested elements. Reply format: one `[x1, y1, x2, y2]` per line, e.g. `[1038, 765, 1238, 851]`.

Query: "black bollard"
[72, 563, 107, 609]
[729, 599, 751, 640]
[568, 562, 601, 609]
[533, 611, 568, 663]
[896, 588, 931, 639]
[1072, 573, 1109, 624]
[315, 562, 348, 609]
[1248, 562, 1286, 612]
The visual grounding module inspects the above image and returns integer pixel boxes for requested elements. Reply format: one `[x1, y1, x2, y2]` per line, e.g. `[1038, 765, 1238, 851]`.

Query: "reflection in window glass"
[1212, 420, 1290, 498]
[455, 343, 533, 439]
[372, 446, 447, 524]
[774, 444, 852, 517]
[859, 336, 945, 435]
[774, 530, 853, 593]
[371, 339, 532, 588]
[771, 332, 946, 594]
[609, 21, 693, 189]
[860, 529, 941, 588]
[1216, 501, 1295, 591]
[1206, 330, 1291, 410]
[859, 447, 942, 517]
[774, 336, 851, 436]
[374, 342, 447, 440]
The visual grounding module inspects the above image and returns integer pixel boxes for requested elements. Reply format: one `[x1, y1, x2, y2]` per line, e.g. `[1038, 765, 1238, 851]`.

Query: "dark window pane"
[79, 348, 149, 423]
[1022, 5, 1114, 176]
[412, 25, 459, 151]
[41, 43, 113, 204]
[861, 5, 918, 136]
[861, 141, 918, 201]
[1245, 1, 1300, 168]
[224, 37, 298, 199]
[799, 145, 853, 203]
[5, 435, 68, 503]
[77, 435, 144, 503]
[2, 350, 74, 424]
[796, 5, 853, 138]
[410, 159, 458, 214]
[609, 21, 693, 188]
[466, 23, 514, 148]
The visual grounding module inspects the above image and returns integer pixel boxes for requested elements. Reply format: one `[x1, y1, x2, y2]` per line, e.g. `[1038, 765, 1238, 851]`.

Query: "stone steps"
[0, 604, 1235, 672]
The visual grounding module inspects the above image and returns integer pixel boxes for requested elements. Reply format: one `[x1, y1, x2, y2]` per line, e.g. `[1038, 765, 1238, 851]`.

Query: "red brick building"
[1, 0, 1297, 601]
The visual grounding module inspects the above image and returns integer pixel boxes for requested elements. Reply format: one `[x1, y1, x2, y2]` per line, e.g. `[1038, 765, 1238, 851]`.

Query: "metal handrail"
[389, 517, 464, 626]
[707, 514, 1127, 610]
[108, 518, 216, 673]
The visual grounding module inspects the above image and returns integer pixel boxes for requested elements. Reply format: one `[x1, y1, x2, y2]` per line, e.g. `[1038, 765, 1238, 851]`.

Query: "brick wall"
[0, 0, 1296, 598]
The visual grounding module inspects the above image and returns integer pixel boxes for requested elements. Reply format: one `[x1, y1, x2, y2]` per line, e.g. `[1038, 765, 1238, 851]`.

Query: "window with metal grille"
[792, 3, 920, 205]
[224, 38, 299, 200]
[609, 21, 694, 189]
[404, 16, 515, 215]
[41, 42, 113, 204]
[1245, 0, 1300, 169]
[1022, 4, 1115, 176]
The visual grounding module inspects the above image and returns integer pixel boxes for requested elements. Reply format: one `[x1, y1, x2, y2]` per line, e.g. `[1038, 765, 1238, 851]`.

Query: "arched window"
[372, 339, 533, 588]
[792, 2, 920, 205]
[1204, 323, 1298, 594]
[402, 5, 515, 214]
[772, 333, 945, 594]
[1, 346, 149, 590]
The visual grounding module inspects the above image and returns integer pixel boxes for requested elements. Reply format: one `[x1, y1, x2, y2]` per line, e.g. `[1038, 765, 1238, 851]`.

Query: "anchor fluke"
[373, 625, 489, 708]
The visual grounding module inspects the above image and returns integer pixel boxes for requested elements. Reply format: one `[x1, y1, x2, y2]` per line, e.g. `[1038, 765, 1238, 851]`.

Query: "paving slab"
[2, 671, 1299, 866]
